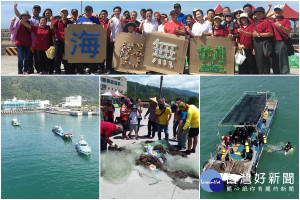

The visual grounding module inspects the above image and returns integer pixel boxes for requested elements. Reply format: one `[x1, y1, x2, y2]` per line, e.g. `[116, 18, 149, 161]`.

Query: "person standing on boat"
[100, 122, 123, 152]
[156, 99, 172, 141]
[145, 97, 158, 138]
[179, 102, 199, 155]
[262, 108, 268, 125]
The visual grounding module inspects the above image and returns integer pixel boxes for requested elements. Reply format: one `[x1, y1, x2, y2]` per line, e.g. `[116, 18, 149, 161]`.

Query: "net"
[220, 93, 272, 125]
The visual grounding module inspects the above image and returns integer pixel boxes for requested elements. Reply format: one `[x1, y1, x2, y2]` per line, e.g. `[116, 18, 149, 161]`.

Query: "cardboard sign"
[189, 36, 235, 74]
[65, 24, 107, 63]
[113, 32, 146, 74]
[143, 31, 189, 74]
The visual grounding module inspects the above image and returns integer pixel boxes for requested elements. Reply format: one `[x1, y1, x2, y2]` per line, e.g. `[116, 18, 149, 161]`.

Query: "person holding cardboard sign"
[164, 10, 186, 36]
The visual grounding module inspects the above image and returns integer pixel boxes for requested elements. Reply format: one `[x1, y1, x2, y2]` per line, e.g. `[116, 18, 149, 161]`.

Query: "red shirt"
[271, 17, 291, 41]
[164, 20, 184, 35]
[15, 23, 32, 46]
[30, 25, 53, 51]
[107, 104, 115, 120]
[212, 25, 229, 37]
[53, 19, 73, 42]
[239, 24, 254, 49]
[101, 122, 116, 137]
[254, 18, 273, 34]
[99, 19, 111, 44]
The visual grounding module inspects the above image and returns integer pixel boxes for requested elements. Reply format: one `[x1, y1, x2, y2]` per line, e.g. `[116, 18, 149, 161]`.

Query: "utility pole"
[159, 76, 163, 99]
[80, 1, 82, 15]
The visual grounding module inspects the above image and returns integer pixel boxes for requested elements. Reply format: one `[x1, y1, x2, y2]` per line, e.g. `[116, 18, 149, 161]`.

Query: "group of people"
[100, 96, 199, 155]
[10, 2, 293, 75]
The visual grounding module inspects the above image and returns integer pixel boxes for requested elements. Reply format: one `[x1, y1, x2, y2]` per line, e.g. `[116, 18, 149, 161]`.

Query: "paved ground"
[100, 107, 200, 199]
[2, 55, 298, 75]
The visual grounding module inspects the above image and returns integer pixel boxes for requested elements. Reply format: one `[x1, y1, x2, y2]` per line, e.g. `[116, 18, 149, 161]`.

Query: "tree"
[187, 96, 199, 107]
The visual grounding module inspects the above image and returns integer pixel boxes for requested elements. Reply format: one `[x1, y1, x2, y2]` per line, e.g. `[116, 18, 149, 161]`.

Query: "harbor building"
[1, 97, 50, 110]
[62, 96, 82, 107]
[100, 76, 127, 93]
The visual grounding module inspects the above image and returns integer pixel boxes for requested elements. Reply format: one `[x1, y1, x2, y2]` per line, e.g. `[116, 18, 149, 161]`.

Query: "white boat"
[11, 118, 22, 126]
[75, 137, 91, 155]
[52, 126, 73, 139]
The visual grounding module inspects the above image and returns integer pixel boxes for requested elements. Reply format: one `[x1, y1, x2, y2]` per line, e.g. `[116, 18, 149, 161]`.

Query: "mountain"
[127, 81, 197, 103]
[1, 77, 99, 105]
[164, 87, 199, 98]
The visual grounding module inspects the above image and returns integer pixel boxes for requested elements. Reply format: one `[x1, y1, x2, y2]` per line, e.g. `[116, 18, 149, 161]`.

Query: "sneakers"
[171, 137, 177, 141]
[135, 136, 139, 140]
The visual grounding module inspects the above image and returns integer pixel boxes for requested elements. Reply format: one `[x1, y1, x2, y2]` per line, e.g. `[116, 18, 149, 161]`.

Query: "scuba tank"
[221, 149, 226, 159]
[263, 134, 267, 144]
[245, 142, 249, 153]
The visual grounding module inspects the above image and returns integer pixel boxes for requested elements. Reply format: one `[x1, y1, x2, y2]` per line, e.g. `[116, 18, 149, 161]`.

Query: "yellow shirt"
[183, 105, 199, 130]
[155, 107, 171, 125]
[263, 110, 268, 120]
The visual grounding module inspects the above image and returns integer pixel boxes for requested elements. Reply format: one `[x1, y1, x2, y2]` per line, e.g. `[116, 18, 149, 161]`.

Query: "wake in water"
[265, 142, 295, 155]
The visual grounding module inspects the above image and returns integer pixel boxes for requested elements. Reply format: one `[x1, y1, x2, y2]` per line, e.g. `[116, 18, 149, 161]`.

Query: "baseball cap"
[254, 7, 265, 13]
[174, 3, 181, 8]
[193, 8, 200, 12]
[33, 5, 41, 10]
[274, 5, 284, 11]
[61, 8, 68, 12]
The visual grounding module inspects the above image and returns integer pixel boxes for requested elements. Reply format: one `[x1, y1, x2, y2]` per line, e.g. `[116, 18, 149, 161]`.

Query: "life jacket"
[245, 142, 249, 153]
[263, 135, 267, 144]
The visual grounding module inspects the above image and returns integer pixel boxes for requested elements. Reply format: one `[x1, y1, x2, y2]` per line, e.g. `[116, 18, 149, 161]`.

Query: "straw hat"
[149, 97, 158, 104]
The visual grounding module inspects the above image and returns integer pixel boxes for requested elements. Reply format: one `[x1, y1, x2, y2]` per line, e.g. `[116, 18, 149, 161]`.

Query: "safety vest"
[245, 142, 249, 153]
[221, 149, 226, 159]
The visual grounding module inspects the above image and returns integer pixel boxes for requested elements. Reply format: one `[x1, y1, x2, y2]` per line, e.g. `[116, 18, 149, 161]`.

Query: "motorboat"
[11, 118, 22, 126]
[75, 136, 91, 155]
[202, 91, 278, 188]
[52, 126, 73, 139]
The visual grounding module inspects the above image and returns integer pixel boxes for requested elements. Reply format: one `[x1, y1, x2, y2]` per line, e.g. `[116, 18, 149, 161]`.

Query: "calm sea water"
[2, 113, 99, 199]
[200, 76, 299, 199]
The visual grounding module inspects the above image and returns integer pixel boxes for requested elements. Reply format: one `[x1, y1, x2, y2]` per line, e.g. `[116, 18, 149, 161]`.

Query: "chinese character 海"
[70, 30, 100, 58]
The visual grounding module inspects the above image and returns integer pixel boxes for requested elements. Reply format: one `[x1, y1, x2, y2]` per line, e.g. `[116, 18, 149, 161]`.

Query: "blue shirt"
[29, 16, 41, 26]
[176, 13, 186, 25]
[177, 110, 187, 124]
[76, 16, 100, 24]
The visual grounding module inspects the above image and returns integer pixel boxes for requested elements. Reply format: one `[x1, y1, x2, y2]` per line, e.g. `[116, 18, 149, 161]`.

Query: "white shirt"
[142, 19, 158, 34]
[158, 24, 165, 33]
[110, 17, 123, 42]
[192, 21, 212, 36]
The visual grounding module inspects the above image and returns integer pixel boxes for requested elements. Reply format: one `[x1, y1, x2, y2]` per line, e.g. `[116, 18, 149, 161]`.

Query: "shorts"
[188, 128, 199, 137]
[130, 124, 138, 132]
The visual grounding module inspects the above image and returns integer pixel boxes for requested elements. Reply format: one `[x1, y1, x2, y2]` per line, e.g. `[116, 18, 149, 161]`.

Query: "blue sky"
[1, 1, 298, 28]
[111, 75, 199, 93]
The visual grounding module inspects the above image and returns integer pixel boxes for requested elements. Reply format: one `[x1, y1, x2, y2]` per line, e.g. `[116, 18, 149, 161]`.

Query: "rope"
[171, 184, 177, 199]
[133, 169, 158, 185]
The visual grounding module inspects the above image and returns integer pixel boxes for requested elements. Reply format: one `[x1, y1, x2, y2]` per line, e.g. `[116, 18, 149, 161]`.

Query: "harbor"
[2, 112, 99, 198]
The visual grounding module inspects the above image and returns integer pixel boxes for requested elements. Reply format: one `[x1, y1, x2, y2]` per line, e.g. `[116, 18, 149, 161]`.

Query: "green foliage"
[127, 81, 194, 103]
[186, 96, 199, 108]
[1, 77, 99, 105]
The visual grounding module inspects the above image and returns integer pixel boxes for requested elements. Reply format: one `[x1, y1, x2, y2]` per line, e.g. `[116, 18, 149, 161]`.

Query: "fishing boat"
[75, 136, 91, 155]
[202, 90, 278, 188]
[52, 126, 73, 139]
[11, 118, 22, 126]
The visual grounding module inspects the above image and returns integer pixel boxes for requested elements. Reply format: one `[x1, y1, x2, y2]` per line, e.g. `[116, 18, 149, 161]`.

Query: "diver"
[284, 142, 293, 152]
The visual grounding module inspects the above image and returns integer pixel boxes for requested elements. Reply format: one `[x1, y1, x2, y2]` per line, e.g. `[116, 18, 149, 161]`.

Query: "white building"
[1, 97, 50, 110]
[62, 96, 82, 107]
[100, 76, 127, 94]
